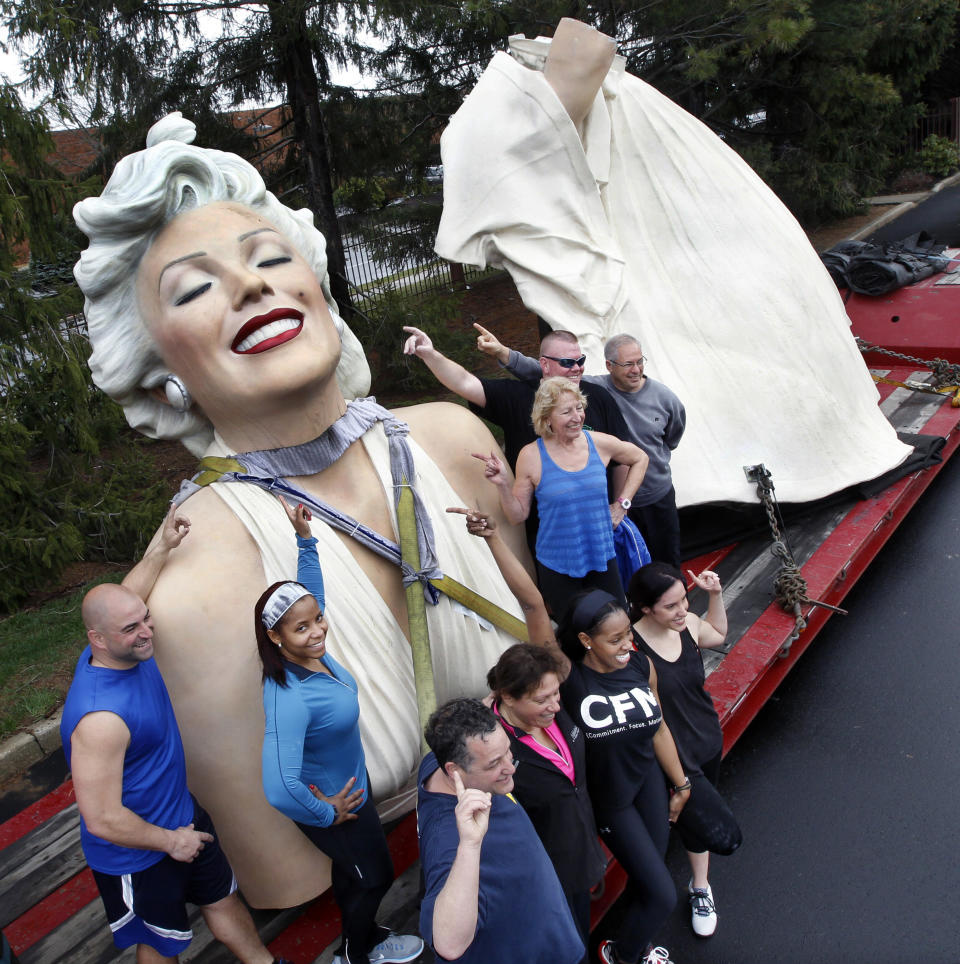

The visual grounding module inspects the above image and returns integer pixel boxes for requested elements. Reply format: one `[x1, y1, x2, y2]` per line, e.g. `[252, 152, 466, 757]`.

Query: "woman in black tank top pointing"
[629, 563, 742, 940]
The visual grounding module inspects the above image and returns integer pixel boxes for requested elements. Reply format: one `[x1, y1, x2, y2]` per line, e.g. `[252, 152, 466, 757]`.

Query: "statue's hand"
[402, 325, 433, 357]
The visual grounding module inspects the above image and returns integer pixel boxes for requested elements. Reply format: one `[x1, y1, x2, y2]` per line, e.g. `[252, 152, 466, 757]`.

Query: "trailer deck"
[4, 362, 959, 963]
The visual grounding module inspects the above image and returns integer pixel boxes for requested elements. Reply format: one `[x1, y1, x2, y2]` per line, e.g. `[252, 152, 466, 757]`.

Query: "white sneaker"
[688, 880, 718, 937]
[644, 947, 674, 964]
[367, 932, 424, 963]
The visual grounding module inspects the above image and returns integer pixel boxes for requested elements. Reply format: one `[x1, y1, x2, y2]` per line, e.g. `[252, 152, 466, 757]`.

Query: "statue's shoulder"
[146, 484, 264, 612]
[391, 400, 503, 478]
[392, 400, 495, 444]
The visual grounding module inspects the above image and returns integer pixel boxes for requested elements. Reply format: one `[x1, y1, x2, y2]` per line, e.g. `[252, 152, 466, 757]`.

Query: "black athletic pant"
[537, 555, 626, 620]
[630, 484, 681, 570]
[596, 774, 676, 964]
[670, 752, 742, 856]
[297, 794, 394, 964]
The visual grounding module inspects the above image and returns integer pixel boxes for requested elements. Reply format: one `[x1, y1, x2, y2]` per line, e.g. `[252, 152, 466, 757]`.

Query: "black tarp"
[678, 432, 945, 559]
[820, 231, 953, 295]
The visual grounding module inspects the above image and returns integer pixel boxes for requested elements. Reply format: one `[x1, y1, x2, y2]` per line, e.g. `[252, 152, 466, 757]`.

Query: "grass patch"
[0, 571, 125, 738]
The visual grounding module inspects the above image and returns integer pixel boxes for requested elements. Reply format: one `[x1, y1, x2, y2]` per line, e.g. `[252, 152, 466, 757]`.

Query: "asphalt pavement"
[868, 183, 960, 246]
[596, 451, 960, 963]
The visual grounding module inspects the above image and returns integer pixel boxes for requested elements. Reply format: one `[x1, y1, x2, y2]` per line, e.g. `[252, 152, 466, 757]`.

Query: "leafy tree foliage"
[5, 0, 957, 235]
[376, 0, 958, 223]
[684, 0, 959, 221]
[0, 86, 168, 611]
[917, 6, 960, 107]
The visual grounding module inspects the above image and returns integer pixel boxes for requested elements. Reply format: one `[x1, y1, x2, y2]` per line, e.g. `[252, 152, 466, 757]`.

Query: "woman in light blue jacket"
[255, 497, 421, 964]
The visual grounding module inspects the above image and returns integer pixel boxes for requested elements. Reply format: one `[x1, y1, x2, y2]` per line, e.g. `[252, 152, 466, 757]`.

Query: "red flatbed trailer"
[844, 256, 960, 366]
[5, 323, 960, 962]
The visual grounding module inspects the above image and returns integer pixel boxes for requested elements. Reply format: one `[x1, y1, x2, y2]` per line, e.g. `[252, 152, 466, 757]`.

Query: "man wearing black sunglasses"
[401, 325, 628, 472]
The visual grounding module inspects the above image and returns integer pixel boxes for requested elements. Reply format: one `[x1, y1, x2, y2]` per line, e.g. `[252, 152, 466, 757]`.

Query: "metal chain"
[750, 466, 808, 655]
[855, 337, 960, 388]
[749, 466, 850, 655]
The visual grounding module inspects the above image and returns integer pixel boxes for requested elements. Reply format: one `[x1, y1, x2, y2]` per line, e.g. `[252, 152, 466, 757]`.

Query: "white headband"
[261, 582, 312, 630]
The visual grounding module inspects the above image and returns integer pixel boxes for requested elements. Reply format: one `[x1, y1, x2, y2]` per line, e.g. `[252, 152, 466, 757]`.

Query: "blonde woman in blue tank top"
[475, 376, 648, 619]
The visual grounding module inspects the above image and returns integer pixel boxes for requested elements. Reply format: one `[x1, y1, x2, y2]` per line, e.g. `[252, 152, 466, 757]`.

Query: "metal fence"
[340, 217, 498, 317]
[909, 98, 960, 154]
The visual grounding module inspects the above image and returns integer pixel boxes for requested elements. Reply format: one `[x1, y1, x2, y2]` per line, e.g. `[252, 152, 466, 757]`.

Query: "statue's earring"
[164, 374, 193, 413]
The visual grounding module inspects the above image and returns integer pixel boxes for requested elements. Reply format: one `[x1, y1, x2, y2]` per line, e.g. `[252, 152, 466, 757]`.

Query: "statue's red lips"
[232, 308, 304, 354]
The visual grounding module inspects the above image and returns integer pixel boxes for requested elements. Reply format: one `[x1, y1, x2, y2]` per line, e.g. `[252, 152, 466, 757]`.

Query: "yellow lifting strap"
[428, 575, 530, 644]
[395, 473, 529, 748]
[871, 373, 960, 407]
[395, 475, 437, 751]
[194, 455, 246, 486]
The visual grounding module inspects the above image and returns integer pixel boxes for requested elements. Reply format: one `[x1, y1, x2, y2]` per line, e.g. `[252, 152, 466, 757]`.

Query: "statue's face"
[136, 202, 342, 425]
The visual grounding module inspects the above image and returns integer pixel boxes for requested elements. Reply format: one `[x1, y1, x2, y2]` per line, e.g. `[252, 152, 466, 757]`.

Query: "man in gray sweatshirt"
[480, 329, 685, 568]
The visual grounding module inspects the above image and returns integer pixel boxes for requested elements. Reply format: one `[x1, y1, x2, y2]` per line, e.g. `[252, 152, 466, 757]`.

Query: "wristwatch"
[617, 497, 632, 510]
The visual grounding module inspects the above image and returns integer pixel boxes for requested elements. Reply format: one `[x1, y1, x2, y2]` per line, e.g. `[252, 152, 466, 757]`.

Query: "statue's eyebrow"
[238, 227, 277, 242]
[158, 251, 204, 288]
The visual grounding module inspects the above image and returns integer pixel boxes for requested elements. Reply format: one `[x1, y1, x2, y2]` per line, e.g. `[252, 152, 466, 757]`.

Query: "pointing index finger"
[473, 323, 492, 337]
[451, 769, 466, 799]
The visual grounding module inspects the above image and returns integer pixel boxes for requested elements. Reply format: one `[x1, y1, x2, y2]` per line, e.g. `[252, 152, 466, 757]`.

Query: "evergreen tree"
[916, 6, 960, 108]
[0, 86, 91, 608]
[670, 0, 960, 221]
[5, 0, 957, 259]
[377, 0, 958, 223]
[0, 85, 167, 611]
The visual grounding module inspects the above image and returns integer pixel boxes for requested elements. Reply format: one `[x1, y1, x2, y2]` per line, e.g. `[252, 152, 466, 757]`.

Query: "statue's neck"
[213, 384, 350, 454]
